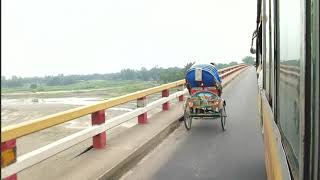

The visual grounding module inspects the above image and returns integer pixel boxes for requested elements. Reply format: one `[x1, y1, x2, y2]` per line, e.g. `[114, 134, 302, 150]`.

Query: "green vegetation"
[1, 60, 244, 94]
[1, 80, 155, 94]
[242, 56, 255, 65]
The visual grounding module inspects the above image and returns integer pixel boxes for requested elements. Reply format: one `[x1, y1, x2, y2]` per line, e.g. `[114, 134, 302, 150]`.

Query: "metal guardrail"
[1, 64, 246, 142]
[1, 80, 185, 142]
[280, 64, 300, 73]
[279, 68, 300, 79]
[1, 64, 248, 179]
[279, 65, 301, 89]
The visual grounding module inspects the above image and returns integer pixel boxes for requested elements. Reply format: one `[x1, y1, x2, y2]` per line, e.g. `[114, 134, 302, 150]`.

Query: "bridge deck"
[121, 67, 266, 180]
[14, 66, 263, 180]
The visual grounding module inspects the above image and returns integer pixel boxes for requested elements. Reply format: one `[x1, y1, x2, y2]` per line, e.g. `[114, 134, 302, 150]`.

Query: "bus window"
[278, 0, 304, 178]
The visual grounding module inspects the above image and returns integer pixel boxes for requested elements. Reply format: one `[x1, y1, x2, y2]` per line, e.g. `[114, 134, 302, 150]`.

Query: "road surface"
[121, 67, 267, 180]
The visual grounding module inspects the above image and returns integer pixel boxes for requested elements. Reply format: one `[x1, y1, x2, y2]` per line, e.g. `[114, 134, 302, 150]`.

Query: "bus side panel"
[260, 91, 291, 180]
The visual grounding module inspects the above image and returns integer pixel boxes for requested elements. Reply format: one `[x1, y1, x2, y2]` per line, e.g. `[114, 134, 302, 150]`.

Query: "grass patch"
[1, 80, 158, 99]
[2, 80, 156, 93]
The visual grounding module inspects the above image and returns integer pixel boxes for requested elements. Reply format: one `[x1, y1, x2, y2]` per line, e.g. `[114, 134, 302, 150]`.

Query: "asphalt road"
[121, 67, 267, 180]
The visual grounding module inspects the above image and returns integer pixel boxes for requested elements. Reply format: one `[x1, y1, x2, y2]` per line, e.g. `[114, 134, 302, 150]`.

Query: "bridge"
[1, 65, 288, 180]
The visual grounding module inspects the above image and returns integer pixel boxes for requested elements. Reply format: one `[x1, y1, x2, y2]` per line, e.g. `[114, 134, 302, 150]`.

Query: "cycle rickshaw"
[184, 64, 227, 131]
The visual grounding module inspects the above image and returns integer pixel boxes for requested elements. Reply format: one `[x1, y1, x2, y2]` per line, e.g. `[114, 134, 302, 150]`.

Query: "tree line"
[1, 57, 254, 89]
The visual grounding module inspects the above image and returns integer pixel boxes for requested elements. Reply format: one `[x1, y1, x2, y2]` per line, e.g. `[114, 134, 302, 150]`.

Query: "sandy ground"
[1, 90, 179, 156]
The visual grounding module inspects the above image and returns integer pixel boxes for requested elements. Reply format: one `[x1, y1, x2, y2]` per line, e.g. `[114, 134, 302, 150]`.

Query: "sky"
[2, 0, 257, 78]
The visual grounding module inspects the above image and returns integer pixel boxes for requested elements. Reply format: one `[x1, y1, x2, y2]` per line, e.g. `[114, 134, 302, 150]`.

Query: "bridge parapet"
[1, 64, 248, 179]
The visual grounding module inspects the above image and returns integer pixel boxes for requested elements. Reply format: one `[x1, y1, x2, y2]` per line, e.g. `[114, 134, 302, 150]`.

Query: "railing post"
[162, 89, 169, 111]
[178, 86, 184, 101]
[91, 110, 106, 149]
[137, 97, 147, 124]
[1, 139, 17, 180]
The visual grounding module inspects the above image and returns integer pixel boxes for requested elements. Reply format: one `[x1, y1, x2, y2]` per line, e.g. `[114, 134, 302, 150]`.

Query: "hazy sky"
[2, 0, 257, 77]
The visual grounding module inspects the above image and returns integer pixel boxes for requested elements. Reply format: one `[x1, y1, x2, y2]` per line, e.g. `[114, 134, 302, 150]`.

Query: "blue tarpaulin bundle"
[185, 64, 221, 88]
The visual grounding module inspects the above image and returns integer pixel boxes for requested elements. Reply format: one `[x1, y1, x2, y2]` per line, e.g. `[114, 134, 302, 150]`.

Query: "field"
[2, 79, 177, 157]
[1, 80, 158, 99]
[1, 79, 165, 130]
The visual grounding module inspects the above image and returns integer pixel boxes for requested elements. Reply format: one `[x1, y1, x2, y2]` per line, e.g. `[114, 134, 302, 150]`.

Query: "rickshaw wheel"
[220, 105, 227, 131]
[184, 107, 192, 130]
